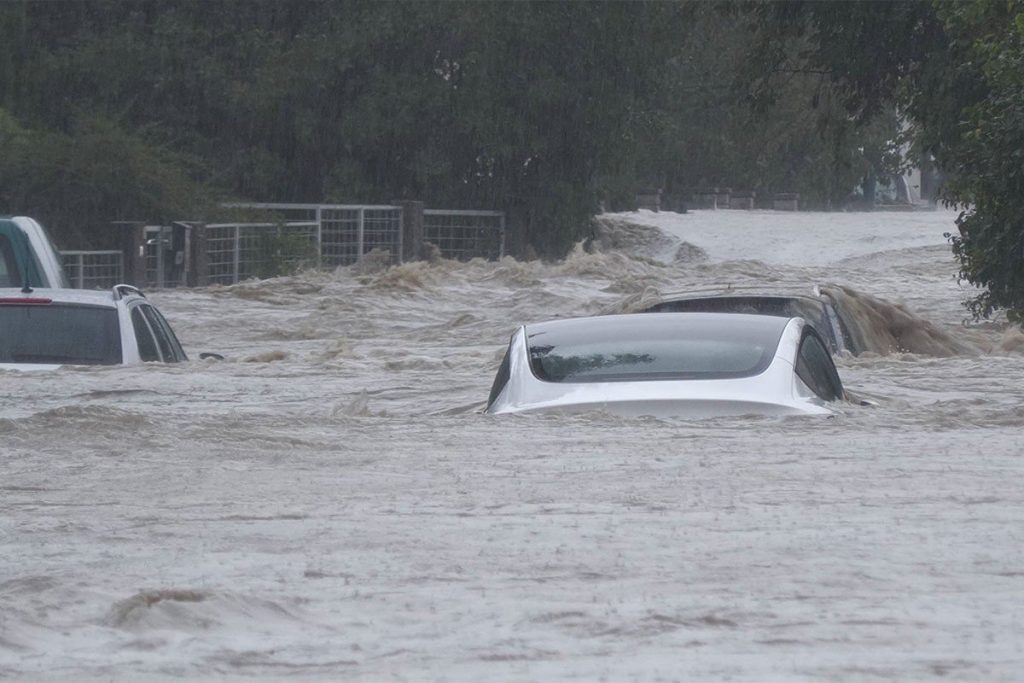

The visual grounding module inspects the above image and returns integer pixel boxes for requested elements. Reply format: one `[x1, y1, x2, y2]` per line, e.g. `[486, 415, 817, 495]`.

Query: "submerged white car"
[0, 286, 187, 370]
[486, 312, 845, 418]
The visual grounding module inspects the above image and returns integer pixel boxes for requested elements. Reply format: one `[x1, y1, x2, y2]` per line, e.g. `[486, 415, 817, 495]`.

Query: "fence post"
[357, 207, 365, 259]
[233, 225, 241, 284]
[112, 221, 146, 288]
[393, 200, 424, 261]
[187, 223, 208, 287]
[315, 206, 324, 268]
[499, 213, 506, 258]
[75, 254, 85, 289]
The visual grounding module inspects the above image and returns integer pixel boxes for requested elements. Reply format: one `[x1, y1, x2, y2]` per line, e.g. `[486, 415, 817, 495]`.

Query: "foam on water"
[2, 209, 1023, 681]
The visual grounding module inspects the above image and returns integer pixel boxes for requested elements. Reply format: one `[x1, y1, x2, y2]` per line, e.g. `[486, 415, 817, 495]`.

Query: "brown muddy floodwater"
[2, 210, 1023, 681]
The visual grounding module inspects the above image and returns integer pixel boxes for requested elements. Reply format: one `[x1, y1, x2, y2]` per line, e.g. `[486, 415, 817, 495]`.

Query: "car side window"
[145, 306, 187, 362]
[796, 330, 844, 401]
[130, 307, 162, 362]
[139, 305, 177, 362]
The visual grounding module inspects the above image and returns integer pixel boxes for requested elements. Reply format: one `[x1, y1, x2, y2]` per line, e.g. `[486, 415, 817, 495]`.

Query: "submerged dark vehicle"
[643, 288, 865, 356]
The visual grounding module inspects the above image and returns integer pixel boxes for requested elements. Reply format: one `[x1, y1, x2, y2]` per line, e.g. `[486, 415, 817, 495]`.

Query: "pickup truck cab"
[0, 216, 71, 289]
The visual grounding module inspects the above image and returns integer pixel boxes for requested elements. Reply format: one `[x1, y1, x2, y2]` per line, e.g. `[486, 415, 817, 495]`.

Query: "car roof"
[643, 291, 857, 356]
[0, 286, 144, 308]
[524, 311, 794, 339]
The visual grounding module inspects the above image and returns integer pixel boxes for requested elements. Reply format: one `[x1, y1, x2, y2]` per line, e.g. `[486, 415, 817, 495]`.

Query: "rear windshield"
[0, 304, 122, 365]
[526, 314, 788, 383]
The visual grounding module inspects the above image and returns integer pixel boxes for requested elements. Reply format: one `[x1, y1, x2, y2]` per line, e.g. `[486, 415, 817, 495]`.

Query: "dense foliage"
[0, 1, 907, 255]
[936, 1, 1024, 319]
[753, 0, 1024, 318]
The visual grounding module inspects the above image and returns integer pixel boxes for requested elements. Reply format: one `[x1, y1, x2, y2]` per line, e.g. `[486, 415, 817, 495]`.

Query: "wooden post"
[187, 223, 208, 286]
[393, 200, 424, 262]
[112, 221, 146, 288]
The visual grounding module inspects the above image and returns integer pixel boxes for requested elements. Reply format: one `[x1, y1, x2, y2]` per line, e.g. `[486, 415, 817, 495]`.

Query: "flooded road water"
[2, 210, 1023, 681]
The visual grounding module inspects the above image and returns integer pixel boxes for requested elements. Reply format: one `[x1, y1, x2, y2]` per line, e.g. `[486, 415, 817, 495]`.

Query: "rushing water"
[2, 209, 1023, 681]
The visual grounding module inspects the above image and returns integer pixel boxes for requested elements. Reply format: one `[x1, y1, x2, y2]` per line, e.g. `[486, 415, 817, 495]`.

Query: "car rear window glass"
[526, 313, 788, 383]
[0, 303, 122, 365]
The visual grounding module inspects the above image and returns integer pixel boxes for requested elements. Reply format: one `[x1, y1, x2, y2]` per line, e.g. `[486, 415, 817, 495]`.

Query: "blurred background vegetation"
[0, 1, 1022, 314]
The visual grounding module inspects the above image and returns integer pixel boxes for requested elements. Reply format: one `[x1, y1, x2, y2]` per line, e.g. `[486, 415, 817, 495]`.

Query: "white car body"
[1, 216, 71, 289]
[486, 313, 844, 419]
[0, 286, 187, 371]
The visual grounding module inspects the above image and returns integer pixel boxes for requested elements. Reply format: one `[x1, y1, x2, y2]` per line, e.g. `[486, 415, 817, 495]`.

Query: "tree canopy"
[1, 0, 912, 255]
[748, 0, 1024, 318]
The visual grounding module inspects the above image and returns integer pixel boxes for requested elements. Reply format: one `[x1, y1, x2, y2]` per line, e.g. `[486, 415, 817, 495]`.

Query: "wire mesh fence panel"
[320, 208, 362, 267]
[205, 223, 319, 285]
[361, 208, 402, 263]
[225, 203, 403, 269]
[246, 223, 318, 280]
[205, 224, 241, 286]
[423, 210, 505, 261]
[61, 251, 124, 289]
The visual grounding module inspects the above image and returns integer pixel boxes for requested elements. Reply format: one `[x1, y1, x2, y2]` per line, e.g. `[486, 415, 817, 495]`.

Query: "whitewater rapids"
[2, 209, 1023, 681]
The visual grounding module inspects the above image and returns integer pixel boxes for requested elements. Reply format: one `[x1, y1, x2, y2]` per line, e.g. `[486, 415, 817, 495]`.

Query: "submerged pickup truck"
[0, 216, 70, 289]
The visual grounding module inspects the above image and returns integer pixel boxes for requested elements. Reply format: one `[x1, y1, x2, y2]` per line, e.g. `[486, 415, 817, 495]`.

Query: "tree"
[746, 0, 1024, 318]
[936, 1, 1024, 319]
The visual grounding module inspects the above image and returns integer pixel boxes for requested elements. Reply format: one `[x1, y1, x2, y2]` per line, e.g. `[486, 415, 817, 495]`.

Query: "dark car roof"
[643, 294, 856, 355]
[526, 311, 792, 337]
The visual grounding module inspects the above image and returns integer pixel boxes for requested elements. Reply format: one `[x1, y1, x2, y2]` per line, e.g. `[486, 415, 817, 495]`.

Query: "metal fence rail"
[423, 209, 505, 260]
[68, 203, 505, 289]
[319, 206, 402, 267]
[61, 250, 124, 289]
